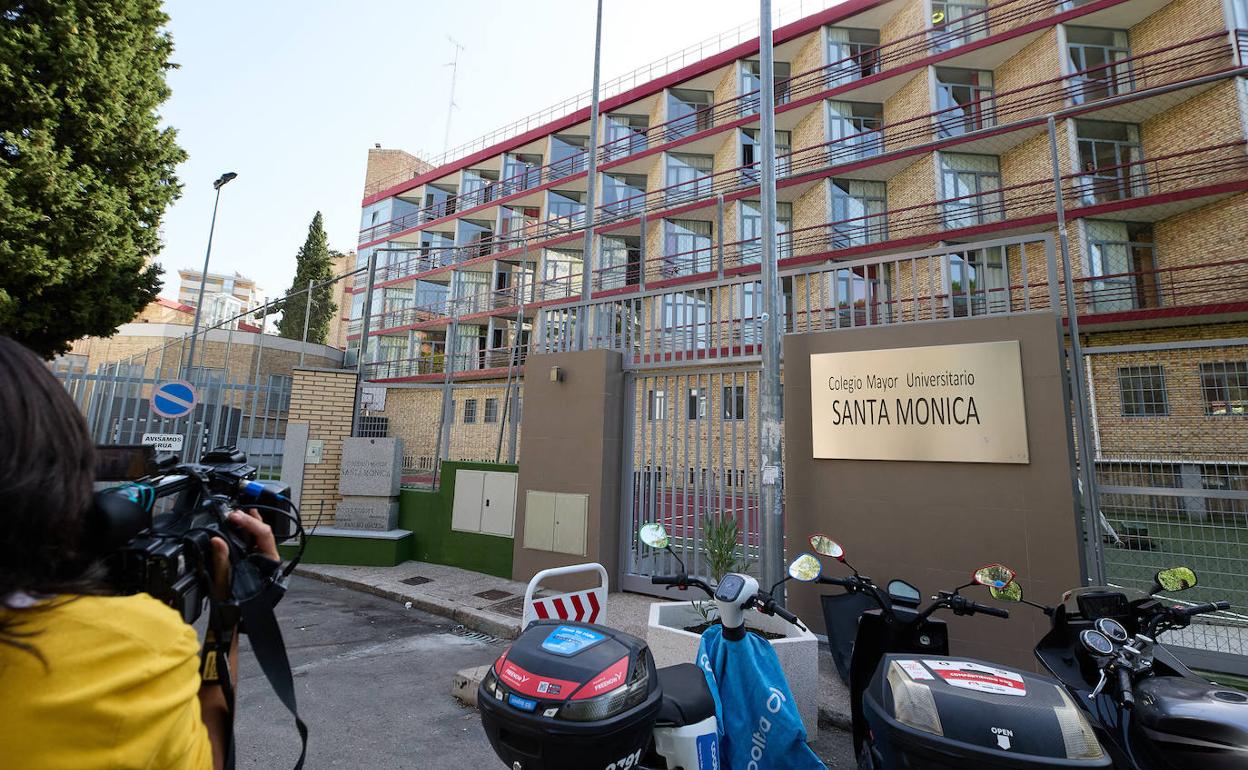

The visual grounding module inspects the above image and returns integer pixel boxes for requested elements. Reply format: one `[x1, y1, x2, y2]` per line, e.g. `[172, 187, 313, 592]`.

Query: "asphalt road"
[235, 576, 855, 769]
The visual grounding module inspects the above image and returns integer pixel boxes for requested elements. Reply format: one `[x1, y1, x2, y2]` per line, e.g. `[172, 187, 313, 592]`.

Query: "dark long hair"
[0, 337, 99, 653]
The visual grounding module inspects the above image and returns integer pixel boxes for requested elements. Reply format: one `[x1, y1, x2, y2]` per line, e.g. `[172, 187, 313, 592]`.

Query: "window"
[457, 218, 494, 259]
[723, 385, 747, 420]
[484, 397, 499, 423]
[1084, 221, 1156, 312]
[1202, 463, 1247, 515]
[827, 27, 880, 86]
[648, 389, 666, 420]
[1118, 365, 1169, 417]
[827, 101, 884, 163]
[599, 235, 641, 289]
[549, 134, 589, 180]
[604, 113, 648, 160]
[826, 267, 887, 327]
[463, 398, 478, 424]
[830, 179, 887, 246]
[663, 217, 713, 274]
[460, 169, 497, 207]
[667, 88, 713, 140]
[949, 246, 1008, 316]
[931, 0, 989, 52]
[602, 173, 646, 218]
[687, 388, 708, 420]
[939, 153, 1003, 229]
[1067, 27, 1132, 104]
[666, 153, 714, 203]
[742, 129, 792, 179]
[740, 200, 793, 263]
[1076, 120, 1145, 204]
[502, 153, 542, 194]
[741, 60, 792, 114]
[663, 219, 714, 276]
[1200, 362, 1248, 416]
[935, 68, 994, 137]
[358, 415, 389, 437]
[546, 190, 586, 230]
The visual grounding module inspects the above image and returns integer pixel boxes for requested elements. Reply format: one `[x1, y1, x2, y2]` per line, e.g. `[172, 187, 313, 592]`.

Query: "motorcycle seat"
[655, 663, 717, 727]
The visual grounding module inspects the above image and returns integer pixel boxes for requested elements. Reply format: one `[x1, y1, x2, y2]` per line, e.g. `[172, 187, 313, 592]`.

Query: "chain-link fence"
[1084, 339, 1248, 662]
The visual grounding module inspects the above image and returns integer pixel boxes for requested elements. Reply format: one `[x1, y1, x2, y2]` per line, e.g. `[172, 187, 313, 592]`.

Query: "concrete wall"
[511, 349, 626, 587]
[400, 461, 517, 578]
[783, 312, 1084, 671]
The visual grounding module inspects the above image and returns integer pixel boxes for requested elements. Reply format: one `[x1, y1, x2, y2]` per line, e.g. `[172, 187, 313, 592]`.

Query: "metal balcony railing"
[362, 0, 1124, 227]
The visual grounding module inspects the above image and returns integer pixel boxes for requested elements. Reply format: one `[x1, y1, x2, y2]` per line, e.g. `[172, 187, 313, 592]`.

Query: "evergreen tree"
[276, 212, 336, 344]
[0, 1, 186, 357]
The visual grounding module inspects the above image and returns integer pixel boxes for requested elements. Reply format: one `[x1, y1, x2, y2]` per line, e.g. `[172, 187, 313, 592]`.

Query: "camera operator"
[0, 336, 280, 770]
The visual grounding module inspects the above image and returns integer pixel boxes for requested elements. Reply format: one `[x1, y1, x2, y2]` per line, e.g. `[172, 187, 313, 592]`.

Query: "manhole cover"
[487, 595, 527, 618]
[401, 575, 432, 586]
[474, 589, 513, 601]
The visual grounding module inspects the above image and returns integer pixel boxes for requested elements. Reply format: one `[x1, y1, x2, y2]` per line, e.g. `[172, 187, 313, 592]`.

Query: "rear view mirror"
[809, 534, 845, 561]
[639, 523, 670, 550]
[1155, 566, 1197, 593]
[788, 553, 822, 583]
[990, 582, 1023, 603]
[887, 580, 922, 607]
[973, 564, 1017, 590]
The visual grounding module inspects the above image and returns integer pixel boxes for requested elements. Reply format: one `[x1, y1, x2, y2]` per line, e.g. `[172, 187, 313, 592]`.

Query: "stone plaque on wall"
[334, 497, 400, 531]
[339, 437, 404, 496]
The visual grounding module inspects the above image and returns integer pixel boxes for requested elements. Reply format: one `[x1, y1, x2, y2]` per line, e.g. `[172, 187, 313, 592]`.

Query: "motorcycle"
[477, 523, 822, 770]
[797, 535, 1112, 769]
[986, 566, 1248, 769]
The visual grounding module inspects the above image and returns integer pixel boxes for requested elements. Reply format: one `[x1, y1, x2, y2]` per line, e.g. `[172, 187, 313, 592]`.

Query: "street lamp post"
[185, 171, 238, 375]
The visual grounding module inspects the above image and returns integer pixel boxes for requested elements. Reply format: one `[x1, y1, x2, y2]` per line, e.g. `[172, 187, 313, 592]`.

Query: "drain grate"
[401, 575, 432, 586]
[473, 589, 513, 601]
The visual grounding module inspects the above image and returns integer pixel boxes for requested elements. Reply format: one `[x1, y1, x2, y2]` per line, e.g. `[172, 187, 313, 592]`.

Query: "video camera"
[90, 445, 301, 624]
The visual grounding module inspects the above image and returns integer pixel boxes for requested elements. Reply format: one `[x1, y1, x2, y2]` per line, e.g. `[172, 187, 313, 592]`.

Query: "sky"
[155, 0, 782, 302]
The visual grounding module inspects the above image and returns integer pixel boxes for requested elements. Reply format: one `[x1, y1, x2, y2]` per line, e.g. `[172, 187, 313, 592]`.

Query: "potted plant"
[641, 519, 820, 737]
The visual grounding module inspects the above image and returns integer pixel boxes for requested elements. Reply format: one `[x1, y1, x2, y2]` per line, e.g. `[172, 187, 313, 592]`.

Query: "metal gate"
[620, 368, 762, 593]
[53, 360, 292, 477]
[1081, 338, 1248, 672]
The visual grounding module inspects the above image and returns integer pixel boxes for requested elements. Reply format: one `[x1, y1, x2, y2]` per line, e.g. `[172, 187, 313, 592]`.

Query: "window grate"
[1118, 365, 1169, 417]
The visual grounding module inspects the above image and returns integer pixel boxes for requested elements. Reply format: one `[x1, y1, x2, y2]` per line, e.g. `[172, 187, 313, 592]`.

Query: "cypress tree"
[276, 212, 336, 344]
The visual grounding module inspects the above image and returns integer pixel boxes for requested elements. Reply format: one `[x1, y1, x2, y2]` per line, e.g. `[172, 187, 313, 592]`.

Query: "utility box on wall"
[522, 491, 588, 556]
[451, 469, 518, 537]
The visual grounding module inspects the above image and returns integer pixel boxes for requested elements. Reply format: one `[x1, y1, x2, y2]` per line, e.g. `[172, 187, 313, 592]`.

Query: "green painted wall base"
[280, 530, 413, 567]
[399, 461, 517, 578]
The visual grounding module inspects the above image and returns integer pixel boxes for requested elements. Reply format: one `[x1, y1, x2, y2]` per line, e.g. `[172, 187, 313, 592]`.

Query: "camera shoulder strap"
[236, 578, 308, 770]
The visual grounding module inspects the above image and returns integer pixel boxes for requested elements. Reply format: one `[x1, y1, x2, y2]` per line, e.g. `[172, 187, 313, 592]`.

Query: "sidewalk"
[295, 560, 852, 730]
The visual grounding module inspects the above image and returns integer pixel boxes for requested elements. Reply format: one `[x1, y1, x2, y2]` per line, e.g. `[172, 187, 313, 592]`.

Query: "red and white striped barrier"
[521, 563, 609, 629]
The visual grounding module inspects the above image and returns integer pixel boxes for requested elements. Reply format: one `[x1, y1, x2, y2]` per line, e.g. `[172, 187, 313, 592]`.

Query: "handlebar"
[757, 597, 806, 631]
[971, 602, 1011, 619]
[1185, 601, 1232, 616]
[1116, 665, 1135, 710]
[649, 574, 715, 598]
[650, 575, 682, 586]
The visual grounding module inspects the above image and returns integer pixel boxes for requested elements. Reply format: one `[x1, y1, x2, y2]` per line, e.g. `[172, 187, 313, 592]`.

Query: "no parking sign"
[151, 380, 198, 419]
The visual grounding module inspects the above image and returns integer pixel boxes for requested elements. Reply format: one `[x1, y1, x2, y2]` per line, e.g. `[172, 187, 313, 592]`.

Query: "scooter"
[986, 566, 1248, 769]
[797, 535, 1112, 769]
[477, 523, 822, 770]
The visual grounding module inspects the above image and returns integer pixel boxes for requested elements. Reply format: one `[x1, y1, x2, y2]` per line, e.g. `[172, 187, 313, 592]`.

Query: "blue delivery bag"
[696, 624, 826, 770]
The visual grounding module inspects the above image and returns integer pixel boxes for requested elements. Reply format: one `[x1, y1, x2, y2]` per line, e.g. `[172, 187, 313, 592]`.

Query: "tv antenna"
[444, 36, 466, 152]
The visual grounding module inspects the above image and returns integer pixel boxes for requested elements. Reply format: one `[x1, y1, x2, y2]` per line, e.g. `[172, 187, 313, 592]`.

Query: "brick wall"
[1150, 192, 1248, 305]
[880, 0, 927, 69]
[1140, 79, 1244, 188]
[376, 383, 521, 467]
[1084, 331, 1248, 458]
[289, 368, 358, 525]
[1000, 120, 1072, 220]
[883, 69, 933, 151]
[713, 128, 740, 177]
[69, 331, 342, 382]
[713, 63, 738, 109]
[987, 0, 1052, 35]
[792, 27, 825, 77]
[792, 179, 831, 257]
[886, 152, 938, 242]
[792, 101, 828, 157]
[1130, 0, 1230, 54]
[364, 148, 433, 194]
[994, 28, 1061, 123]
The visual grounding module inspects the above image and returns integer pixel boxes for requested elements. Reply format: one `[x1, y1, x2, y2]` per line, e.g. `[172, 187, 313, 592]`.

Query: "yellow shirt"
[0, 593, 213, 770]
